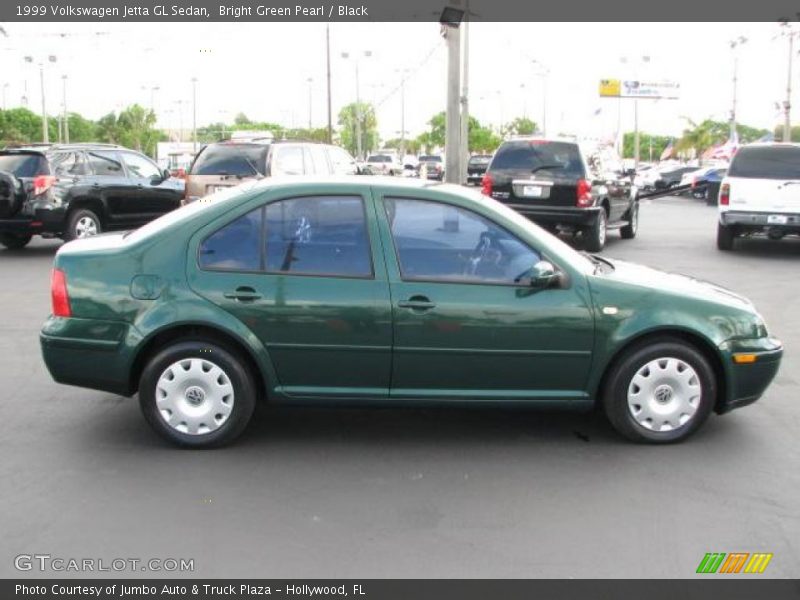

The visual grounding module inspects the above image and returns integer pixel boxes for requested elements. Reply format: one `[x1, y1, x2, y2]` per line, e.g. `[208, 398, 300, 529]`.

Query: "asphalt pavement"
[1, 194, 797, 578]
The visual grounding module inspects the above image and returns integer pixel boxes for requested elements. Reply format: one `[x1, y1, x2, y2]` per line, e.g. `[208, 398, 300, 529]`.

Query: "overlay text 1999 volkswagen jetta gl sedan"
[40, 177, 783, 447]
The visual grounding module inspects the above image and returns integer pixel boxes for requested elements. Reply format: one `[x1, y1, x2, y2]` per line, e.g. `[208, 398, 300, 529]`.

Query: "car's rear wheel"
[0, 233, 32, 250]
[602, 338, 716, 443]
[139, 340, 256, 448]
[584, 209, 607, 252]
[620, 202, 638, 239]
[717, 222, 735, 251]
[65, 208, 102, 241]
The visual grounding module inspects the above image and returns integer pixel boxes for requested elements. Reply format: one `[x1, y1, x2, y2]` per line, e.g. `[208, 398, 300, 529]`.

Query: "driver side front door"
[377, 195, 595, 403]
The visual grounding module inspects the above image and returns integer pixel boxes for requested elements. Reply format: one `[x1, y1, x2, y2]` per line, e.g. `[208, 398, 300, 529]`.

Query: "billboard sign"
[599, 79, 680, 99]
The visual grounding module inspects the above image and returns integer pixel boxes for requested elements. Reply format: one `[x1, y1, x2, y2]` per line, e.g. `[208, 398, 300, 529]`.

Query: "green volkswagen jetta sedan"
[40, 177, 782, 447]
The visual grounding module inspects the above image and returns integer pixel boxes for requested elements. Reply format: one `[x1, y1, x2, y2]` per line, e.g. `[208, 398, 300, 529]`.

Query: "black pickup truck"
[0, 144, 184, 249]
[481, 138, 638, 251]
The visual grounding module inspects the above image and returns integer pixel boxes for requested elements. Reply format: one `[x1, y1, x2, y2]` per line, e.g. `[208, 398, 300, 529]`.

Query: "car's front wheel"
[139, 340, 257, 448]
[620, 202, 639, 239]
[602, 337, 716, 443]
[717, 222, 735, 251]
[0, 233, 32, 250]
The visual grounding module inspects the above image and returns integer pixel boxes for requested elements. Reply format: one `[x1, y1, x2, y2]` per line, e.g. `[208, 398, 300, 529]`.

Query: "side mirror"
[153, 169, 170, 184]
[529, 260, 558, 289]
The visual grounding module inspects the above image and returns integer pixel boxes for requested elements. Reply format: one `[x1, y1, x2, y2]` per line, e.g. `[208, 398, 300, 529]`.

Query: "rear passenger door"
[188, 189, 393, 399]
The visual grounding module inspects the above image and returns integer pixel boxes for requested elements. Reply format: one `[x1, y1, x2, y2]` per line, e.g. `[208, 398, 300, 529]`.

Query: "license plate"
[208, 185, 231, 194]
[522, 185, 543, 198]
[767, 214, 788, 225]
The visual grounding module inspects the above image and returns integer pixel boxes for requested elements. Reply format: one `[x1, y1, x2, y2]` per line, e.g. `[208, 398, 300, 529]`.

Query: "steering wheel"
[463, 231, 503, 277]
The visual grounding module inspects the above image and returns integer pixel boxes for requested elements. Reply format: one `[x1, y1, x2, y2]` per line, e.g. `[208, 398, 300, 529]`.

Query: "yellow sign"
[599, 79, 621, 98]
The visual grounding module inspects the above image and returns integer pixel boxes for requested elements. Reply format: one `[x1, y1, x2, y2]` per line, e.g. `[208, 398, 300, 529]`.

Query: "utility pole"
[730, 36, 747, 141]
[459, 3, 470, 184]
[355, 61, 362, 159]
[191, 78, 198, 154]
[326, 24, 333, 144]
[444, 23, 461, 184]
[399, 72, 406, 158]
[784, 26, 795, 142]
[62, 75, 69, 144]
[39, 64, 48, 143]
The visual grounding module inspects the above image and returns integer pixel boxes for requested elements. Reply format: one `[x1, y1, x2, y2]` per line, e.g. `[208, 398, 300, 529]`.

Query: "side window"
[199, 208, 263, 272]
[328, 146, 358, 175]
[86, 151, 125, 176]
[307, 145, 331, 175]
[122, 152, 161, 179]
[384, 198, 540, 284]
[50, 152, 89, 176]
[265, 196, 371, 277]
[272, 146, 304, 176]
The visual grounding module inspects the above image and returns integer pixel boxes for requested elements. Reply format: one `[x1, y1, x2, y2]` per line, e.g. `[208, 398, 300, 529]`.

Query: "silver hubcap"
[75, 216, 98, 238]
[627, 357, 701, 432]
[598, 212, 607, 245]
[630, 206, 638, 232]
[155, 358, 235, 435]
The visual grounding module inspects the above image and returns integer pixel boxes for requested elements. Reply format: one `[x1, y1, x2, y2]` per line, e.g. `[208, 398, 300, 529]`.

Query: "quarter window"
[384, 198, 540, 284]
[265, 196, 371, 277]
[50, 152, 89, 176]
[199, 208, 263, 271]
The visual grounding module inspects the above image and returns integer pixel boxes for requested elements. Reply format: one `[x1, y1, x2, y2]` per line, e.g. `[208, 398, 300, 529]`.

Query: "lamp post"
[191, 78, 198, 154]
[341, 49, 371, 159]
[306, 77, 313, 130]
[729, 36, 747, 141]
[779, 21, 798, 142]
[61, 75, 69, 143]
[440, 6, 465, 184]
[25, 54, 57, 143]
[531, 60, 549, 136]
[621, 54, 650, 170]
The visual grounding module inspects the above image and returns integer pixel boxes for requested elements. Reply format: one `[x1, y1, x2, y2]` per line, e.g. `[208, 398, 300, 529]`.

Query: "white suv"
[717, 143, 800, 251]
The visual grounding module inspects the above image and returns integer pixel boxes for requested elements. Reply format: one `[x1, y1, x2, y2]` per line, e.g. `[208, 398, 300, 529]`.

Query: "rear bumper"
[0, 207, 66, 235]
[501, 204, 603, 227]
[40, 316, 136, 396]
[720, 210, 800, 230]
[717, 337, 783, 413]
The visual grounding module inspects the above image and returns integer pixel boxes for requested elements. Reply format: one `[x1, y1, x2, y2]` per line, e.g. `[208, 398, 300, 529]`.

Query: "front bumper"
[500, 203, 603, 227]
[718, 337, 783, 413]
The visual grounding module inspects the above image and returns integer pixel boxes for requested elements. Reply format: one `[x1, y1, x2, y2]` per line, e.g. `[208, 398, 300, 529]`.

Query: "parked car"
[466, 154, 492, 185]
[40, 177, 782, 447]
[717, 143, 800, 250]
[481, 138, 638, 252]
[365, 154, 403, 176]
[184, 140, 359, 203]
[653, 166, 699, 190]
[0, 143, 183, 248]
[685, 167, 727, 203]
[418, 155, 444, 181]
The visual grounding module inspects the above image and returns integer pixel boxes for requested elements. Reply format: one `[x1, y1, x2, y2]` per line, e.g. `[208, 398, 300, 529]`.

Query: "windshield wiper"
[531, 163, 565, 174]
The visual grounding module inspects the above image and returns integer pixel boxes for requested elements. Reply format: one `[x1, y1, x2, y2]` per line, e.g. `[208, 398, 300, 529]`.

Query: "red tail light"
[576, 179, 593, 207]
[720, 183, 730, 206]
[481, 173, 493, 196]
[33, 175, 56, 196]
[51, 268, 71, 318]
[691, 176, 697, 189]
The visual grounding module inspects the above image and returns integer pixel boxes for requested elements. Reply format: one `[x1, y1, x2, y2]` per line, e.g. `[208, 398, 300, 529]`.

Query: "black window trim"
[381, 195, 563, 289]
[86, 149, 127, 178]
[197, 193, 376, 280]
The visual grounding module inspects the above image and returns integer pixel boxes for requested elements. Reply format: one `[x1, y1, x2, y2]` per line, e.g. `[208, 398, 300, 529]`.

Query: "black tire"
[717, 222, 735, 251]
[584, 208, 607, 252]
[620, 201, 639, 240]
[139, 340, 257, 448]
[0, 233, 32, 249]
[64, 208, 102, 242]
[602, 337, 717, 443]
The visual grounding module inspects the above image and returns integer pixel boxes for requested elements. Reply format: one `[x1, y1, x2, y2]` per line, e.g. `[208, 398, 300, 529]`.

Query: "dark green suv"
[41, 178, 782, 447]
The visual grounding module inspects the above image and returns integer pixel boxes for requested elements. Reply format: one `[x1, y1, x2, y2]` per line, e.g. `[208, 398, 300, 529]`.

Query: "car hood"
[594, 258, 754, 311]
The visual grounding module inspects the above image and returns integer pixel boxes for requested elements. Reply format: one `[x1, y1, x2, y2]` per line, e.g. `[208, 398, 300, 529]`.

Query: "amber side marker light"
[733, 353, 758, 364]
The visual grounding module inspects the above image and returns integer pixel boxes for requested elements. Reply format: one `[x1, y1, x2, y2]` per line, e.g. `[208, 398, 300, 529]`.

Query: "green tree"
[505, 116, 537, 136]
[677, 119, 768, 158]
[337, 102, 377, 158]
[65, 112, 97, 142]
[622, 133, 672, 160]
[0, 107, 44, 144]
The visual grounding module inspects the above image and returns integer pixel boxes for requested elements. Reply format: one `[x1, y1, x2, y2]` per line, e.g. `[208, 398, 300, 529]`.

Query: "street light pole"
[444, 23, 461, 184]
[326, 24, 333, 144]
[62, 75, 69, 143]
[783, 24, 795, 142]
[342, 50, 371, 159]
[459, 5, 470, 184]
[39, 64, 48, 143]
[729, 36, 747, 141]
[191, 78, 197, 154]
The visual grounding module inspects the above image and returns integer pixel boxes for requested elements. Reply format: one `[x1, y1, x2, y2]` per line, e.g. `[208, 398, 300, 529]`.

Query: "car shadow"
[732, 237, 800, 258]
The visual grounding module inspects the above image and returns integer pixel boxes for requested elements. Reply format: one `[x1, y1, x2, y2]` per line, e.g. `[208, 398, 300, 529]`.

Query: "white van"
[717, 143, 800, 250]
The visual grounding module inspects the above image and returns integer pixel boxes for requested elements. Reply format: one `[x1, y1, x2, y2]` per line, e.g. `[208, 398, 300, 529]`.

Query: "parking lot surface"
[1, 195, 797, 578]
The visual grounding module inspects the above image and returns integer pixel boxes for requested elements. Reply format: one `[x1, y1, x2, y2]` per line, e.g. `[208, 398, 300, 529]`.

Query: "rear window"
[419, 156, 442, 163]
[0, 153, 48, 177]
[728, 146, 800, 180]
[490, 141, 585, 177]
[468, 156, 491, 165]
[190, 144, 269, 177]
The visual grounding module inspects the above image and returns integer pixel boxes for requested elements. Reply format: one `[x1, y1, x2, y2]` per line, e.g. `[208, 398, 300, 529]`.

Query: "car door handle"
[398, 296, 436, 311]
[223, 287, 262, 302]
